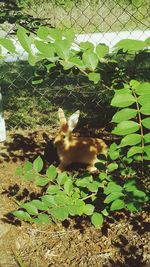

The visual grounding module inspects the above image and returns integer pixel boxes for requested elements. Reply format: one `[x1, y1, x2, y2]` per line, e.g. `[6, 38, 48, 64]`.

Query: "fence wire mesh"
[0, 0, 150, 130]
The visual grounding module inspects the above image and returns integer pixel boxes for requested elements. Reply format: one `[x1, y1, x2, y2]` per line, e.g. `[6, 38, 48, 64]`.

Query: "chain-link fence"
[0, 0, 150, 130]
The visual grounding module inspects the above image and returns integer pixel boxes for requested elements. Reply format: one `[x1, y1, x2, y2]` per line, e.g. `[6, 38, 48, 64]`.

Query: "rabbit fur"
[54, 108, 107, 173]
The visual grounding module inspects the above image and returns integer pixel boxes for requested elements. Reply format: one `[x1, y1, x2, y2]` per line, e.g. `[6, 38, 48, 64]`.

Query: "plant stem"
[82, 192, 96, 200]
[12, 250, 26, 267]
[131, 88, 144, 173]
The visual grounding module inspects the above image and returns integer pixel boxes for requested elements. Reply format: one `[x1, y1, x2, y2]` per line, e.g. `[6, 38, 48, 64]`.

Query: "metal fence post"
[0, 88, 6, 142]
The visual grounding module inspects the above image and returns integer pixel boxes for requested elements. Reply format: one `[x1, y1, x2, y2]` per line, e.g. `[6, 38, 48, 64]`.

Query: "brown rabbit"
[54, 108, 107, 173]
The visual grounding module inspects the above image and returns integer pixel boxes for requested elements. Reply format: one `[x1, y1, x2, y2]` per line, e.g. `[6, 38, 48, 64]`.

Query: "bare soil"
[0, 129, 150, 267]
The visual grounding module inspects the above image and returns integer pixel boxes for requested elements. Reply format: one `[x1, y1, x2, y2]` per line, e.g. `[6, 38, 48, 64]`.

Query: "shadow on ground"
[0, 130, 58, 164]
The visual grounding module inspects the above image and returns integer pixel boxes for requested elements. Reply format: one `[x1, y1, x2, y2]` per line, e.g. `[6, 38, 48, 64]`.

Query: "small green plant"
[13, 156, 148, 228]
[111, 80, 150, 166]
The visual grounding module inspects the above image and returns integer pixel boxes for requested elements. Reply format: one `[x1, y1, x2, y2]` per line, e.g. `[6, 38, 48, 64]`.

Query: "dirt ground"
[0, 129, 150, 267]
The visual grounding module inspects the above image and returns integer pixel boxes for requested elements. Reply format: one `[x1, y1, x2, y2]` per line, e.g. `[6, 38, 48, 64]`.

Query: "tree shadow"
[129, 213, 150, 235]
[0, 131, 58, 165]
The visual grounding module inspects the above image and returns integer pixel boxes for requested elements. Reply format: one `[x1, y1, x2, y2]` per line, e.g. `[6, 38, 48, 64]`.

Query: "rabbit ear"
[68, 110, 80, 131]
[58, 108, 67, 125]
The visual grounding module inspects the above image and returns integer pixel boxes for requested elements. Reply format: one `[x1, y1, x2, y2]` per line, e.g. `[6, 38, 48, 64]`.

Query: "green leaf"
[112, 108, 137, 123]
[21, 203, 38, 215]
[34, 40, 55, 60]
[133, 190, 146, 200]
[87, 181, 100, 192]
[122, 156, 133, 164]
[54, 193, 69, 205]
[127, 146, 143, 157]
[80, 41, 94, 51]
[32, 77, 43, 85]
[37, 26, 50, 39]
[138, 94, 150, 106]
[109, 150, 120, 160]
[134, 82, 150, 95]
[104, 182, 122, 195]
[31, 218, 41, 224]
[71, 192, 80, 200]
[0, 38, 16, 53]
[23, 170, 36, 181]
[33, 156, 43, 172]
[112, 121, 140, 136]
[63, 28, 75, 42]
[48, 28, 62, 41]
[15, 166, 23, 176]
[91, 213, 103, 228]
[74, 199, 85, 214]
[28, 53, 42, 66]
[88, 72, 101, 84]
[120, 134, 141, 147]
[107, 163, 118, 172]
[76, 176, 93, 187]
[142, 118, 150, 129]
[144, 145, 150, 159]
[46, 63, 55, 72]
[50, 206, 69, 221]
[104, 192, 124, 204]
[126, 202, 139, 212]
[109, 143, 118, 151]
[38, 214, 50, 224]
[31, 200, 49, 211]
[99, 172, 107, 180]
[82, 50, 98, 71]
[84, 204, 95, 215]
[54, 39, 71, 60]
[108, 143, 120, 160]
[46, 165, 57, 180]
[60, 60, 74, 70]
[124, 179, 137, 192]
[13, 210, 31, 222]
[115, 88, 131, 95]
[17, 26, 32, 53]
[64, 179, 73, 195]
[57, 172, 68, 185]
[130, 80, 140, 89]
[111, 93, 135, 108]
[101, 208, 109, 216]
[110, 199, 125, 211]
[144, 133, 150, 143]
[96, 44, 109, 59]
[24, 161, 33, 172]
[68, 199, 85, 216]
[140, 104, 150, 115]
[114, 39, 146, 53]
[69, 57, 84, 68]
[35, 177, 49, 187]
[145, 37, 150, 45]
[41, 195, 56, 206]
[46, 185, 60, 195]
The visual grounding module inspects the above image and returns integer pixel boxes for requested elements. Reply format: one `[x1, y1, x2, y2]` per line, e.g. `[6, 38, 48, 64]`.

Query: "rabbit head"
[54, 108, 80, 145]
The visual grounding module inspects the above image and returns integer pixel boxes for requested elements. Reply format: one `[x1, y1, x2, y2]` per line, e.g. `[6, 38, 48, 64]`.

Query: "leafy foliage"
[13, 155, 148, 227]
[1, 26, 149, 129]
[0, 26, 149, 227]
[111, 80, 150, 161]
